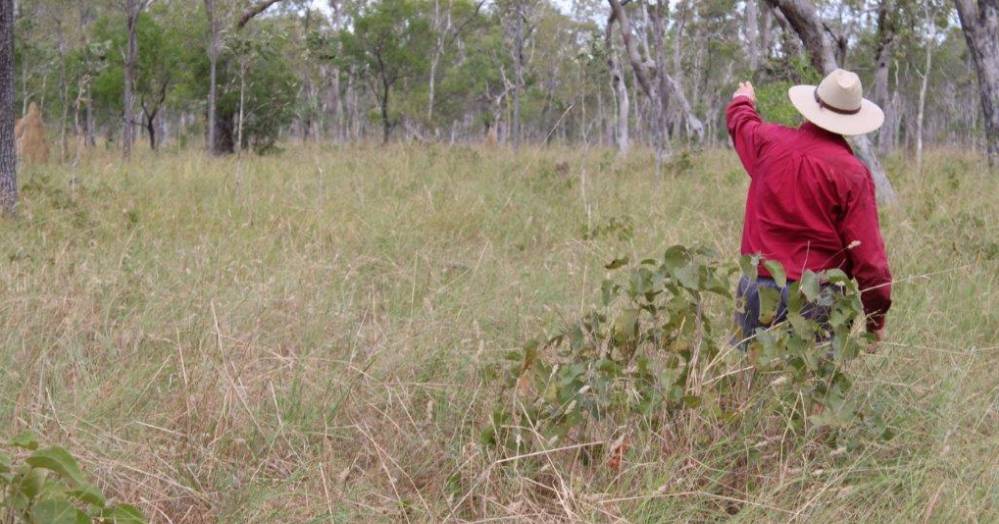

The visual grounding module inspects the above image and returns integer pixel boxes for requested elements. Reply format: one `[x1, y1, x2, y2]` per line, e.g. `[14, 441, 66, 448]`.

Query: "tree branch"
[237, 0, 285, 30]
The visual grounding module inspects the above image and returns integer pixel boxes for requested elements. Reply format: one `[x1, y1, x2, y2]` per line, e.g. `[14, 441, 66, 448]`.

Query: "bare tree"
[764, 0, 898, 203]
[0, 0, 14, 216]
[954, 0, 999, 166]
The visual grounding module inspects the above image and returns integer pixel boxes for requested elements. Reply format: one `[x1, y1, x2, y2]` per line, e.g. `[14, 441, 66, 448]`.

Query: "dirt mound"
[15, 102, 49, 164]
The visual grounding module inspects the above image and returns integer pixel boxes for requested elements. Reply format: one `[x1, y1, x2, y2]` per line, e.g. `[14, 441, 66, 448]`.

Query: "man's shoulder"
[751, 122, 800, 147]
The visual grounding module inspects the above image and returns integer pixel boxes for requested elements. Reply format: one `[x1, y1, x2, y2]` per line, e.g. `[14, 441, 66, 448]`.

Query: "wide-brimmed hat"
[788, 68, 884, 136]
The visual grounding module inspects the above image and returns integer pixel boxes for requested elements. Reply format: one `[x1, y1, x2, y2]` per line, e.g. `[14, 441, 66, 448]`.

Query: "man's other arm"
[839, 172, 893, 333]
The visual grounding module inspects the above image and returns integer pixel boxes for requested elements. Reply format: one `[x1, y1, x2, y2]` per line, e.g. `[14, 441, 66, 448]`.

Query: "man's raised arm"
[726, 81, 767, 176]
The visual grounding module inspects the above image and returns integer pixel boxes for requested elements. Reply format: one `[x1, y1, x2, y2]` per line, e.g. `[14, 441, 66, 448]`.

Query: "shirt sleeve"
[839, 172, 892, 332]
[725, 97, 769, 176]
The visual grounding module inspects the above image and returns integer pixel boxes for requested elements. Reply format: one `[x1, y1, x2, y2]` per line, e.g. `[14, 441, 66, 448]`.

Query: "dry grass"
[0, 143, 996, 522]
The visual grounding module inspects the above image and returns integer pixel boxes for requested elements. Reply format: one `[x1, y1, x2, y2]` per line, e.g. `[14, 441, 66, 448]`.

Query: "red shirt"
[726, 96, 892, 331]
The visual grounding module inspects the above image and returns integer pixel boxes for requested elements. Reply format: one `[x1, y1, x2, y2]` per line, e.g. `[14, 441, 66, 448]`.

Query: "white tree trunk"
[916, 36, 933, 174]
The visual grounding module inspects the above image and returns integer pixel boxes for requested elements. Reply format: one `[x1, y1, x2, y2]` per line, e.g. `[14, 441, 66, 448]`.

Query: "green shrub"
[1, 433, 146, 523]
[481, 246, 889, 466]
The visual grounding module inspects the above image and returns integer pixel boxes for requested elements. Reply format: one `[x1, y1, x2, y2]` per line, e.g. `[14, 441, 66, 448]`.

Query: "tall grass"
[0, 144, 996, 522]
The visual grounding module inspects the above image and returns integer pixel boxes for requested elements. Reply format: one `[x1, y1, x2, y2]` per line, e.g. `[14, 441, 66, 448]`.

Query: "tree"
[0, 0, 14, 216]
[872, 0, 897, 154]
[340, 0, 433, 143]
[764, 0, 898, 203]
[604, 6, 629, 153]
[122, 0, 151, 159]
[204, 0, 219, 153]
[136, 11, 181, 151]
[203, 0, 287, 154]
[497, 0, 536, 147]
[606, 0, 679, 164]
[954, 0, 999, 166]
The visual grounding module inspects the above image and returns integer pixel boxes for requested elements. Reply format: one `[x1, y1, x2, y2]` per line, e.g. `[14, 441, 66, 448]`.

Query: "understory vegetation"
[0, 145, 997, 522]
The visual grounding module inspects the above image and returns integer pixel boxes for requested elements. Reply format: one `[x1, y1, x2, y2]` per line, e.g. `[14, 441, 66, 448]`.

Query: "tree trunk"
[510, 12, 525, 147]
[122, 0, 142, 160]
[765, 0, 898, 203]
[647, 3, 676, 152]
[380, 78, 391, 144]
[427, 0, 450, 128]
[605, 12, 629, 153]
[237, 58, 246, 153]
[873, 0, 894, 154]
[57, 21, 68, 161]
[746, 0, 760, 71]
[0, 0, 15, 216]
[204, 0, 218, 153]
[916, 34, 933, 173]
[145, 110, 157, 151]
[954, 0, 999, 166]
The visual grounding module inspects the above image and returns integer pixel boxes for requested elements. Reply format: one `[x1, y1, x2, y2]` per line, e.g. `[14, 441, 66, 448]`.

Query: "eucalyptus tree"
[954, 0, 999, 166]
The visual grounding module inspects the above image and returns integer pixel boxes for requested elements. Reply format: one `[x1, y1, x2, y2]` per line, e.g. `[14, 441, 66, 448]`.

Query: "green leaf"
[800, 270, 821, 302]
[30, 497, 90, 524]
[68, 482, 106, 508]
[739, 254, 759, 280]
[674, 263, 701, 290]
[663, 245, 691, 272]
[604, 256, 629, 270]
[762, 260, 787, 288]
[758, 286, 781, 325]
[103, 504, 146, 524]
[17, 467, 46, 499]
[822, 268, 850, 285]
[682, 395, 702, 408]
[0, 450, 10, 474]
[12, 431, 40, 450]
[612, 308, 639, 344]
[26, 447, 86, 487]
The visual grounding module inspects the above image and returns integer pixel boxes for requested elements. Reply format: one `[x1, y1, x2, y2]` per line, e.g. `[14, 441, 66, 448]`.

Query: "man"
[727, 69, 892, 345]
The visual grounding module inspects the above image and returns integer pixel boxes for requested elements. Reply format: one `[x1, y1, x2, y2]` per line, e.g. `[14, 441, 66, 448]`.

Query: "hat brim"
[788, 85, 885, 136]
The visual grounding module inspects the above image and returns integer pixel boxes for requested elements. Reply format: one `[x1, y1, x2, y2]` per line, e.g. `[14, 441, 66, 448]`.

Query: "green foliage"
[220, 29, 299, 153]
[754, 81, 802, 128]
[581, 215, 634, 242]
[482, 248, 888, 463]
[338, 0, 434, 138]
[1, 433, 146, 523]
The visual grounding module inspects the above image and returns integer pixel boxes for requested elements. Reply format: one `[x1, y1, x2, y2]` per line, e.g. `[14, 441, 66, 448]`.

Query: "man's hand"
[733, 81, 756, 102]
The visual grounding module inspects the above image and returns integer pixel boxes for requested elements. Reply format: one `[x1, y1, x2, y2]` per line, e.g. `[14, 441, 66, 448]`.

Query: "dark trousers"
[734, 276, 833, 343]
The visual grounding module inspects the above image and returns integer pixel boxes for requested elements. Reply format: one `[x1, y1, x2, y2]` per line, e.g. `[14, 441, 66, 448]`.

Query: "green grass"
[1, 143, 997, 522]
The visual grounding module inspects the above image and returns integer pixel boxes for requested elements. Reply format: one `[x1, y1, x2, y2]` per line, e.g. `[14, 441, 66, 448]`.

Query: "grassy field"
[0, 143, 997, 522]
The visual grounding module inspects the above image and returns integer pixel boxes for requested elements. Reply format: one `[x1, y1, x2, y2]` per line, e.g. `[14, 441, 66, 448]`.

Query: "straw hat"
[788, 68, 884, 136]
